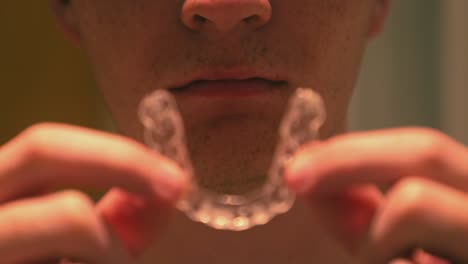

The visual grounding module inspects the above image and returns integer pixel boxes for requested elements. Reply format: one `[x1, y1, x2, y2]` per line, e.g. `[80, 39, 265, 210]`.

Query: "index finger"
[284, 127, 468, 253]
[285, 127, 468, 196]
[0, 123, 188, 203]
[0, 123, 189, 256]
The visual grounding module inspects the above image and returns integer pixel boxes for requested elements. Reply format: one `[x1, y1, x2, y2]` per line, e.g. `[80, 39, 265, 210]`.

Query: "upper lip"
[169, 67, 288, 90]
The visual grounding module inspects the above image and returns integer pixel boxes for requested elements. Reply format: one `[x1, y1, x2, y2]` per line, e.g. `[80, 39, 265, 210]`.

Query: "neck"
[141, 200, 353, 264]
[139, 122, 351, 263]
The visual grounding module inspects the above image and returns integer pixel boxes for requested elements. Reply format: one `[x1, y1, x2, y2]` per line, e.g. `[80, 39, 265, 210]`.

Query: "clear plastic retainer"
[138, 87, 326, 231]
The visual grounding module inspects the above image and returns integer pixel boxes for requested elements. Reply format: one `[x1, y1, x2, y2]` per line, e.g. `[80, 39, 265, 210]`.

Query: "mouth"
[169, 70, 288, 98]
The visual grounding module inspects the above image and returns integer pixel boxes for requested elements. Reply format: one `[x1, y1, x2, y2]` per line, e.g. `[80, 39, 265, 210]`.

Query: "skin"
[0, 0, 466, 263]
[57, 0, 382, 194]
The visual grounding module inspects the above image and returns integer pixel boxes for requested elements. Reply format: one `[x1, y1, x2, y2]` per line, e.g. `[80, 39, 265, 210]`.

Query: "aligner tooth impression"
[139, 87, 326, 231]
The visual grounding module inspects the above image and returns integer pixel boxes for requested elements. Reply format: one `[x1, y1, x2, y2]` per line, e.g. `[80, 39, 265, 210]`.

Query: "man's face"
[56, 0, 387, 193]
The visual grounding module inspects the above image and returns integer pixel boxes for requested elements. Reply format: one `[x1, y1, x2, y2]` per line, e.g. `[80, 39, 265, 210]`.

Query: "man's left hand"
[286, 127, 468, 264]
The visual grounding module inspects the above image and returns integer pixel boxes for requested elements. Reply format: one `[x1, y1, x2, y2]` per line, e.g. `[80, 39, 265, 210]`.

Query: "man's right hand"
[0, 123, 187, 264]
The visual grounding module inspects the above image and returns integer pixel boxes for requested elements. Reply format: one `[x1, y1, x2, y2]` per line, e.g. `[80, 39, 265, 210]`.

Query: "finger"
[284, 128, 468, 253]
[363, 177, 468, 264]
[0, 123, 187, 256]
[0, 123, 187, 204]
[0, 190, 131, 264]
[410, 249, 451, 264]
[301, 184, 384, 252]
[388, 260, 414, 264]
[286, 127, 468, 195]
[96, 187, 176, 256]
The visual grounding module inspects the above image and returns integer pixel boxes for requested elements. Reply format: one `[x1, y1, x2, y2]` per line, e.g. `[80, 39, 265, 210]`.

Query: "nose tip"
[181, 0, 272, 32]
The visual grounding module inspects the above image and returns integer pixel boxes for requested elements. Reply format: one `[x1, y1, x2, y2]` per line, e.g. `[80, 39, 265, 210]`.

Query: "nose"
[181, 0, 272, 32]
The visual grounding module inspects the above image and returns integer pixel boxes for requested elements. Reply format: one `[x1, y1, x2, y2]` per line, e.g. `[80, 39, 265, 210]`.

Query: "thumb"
[95, 186, 180, 257]
[295, 184, 383, 254]
[94, 153, 189, 257]
[284, 141, 384, 255]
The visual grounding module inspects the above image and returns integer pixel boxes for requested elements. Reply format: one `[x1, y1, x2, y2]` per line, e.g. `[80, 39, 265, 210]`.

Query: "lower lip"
[172, 78, 285, 98]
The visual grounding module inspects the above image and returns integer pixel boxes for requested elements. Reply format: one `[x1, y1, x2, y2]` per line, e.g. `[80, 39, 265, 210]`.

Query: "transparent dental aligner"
[138, 87, 326, 231]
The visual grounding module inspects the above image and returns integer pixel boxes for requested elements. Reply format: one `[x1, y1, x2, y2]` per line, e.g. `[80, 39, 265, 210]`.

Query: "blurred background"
[1, 1, 467, 145]
[350, 0, 468, 145]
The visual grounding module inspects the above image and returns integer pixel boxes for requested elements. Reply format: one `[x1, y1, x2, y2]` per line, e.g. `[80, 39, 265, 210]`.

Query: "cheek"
[74, 1, 182, 114]
[75, 1, 180, 78]
[274, 1, 373, 134]
[273, 1, 371, 75]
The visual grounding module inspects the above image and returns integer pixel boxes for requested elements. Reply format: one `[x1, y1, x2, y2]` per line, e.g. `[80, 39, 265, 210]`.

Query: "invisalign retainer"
[138, 87, 326, 231]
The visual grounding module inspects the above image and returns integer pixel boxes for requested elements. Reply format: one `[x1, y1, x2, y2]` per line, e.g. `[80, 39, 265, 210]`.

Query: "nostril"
[243, 15, 260, 24]
[181, 0, 272, 32]
[194, 14, 207, 23]
[186, 14, 207, 30]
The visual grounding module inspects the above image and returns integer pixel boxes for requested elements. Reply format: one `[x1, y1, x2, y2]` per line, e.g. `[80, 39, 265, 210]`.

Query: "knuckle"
[385, 177, 431, 226]
[59, 190, 95, 214]
[56, 190, 97, 230]
[54, 190, 108, 249]
[19, 123, 61, 159]
[23, 123, 60, 139]
[407, 127, 449, 171]
[49, 191, 109, 261]
[371, 178, 437, 262]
